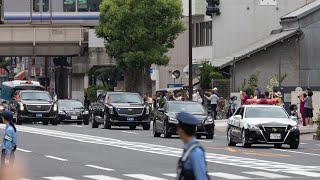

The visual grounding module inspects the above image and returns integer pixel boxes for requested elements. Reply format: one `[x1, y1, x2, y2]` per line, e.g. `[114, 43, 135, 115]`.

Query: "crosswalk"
[27, 170, 320, 180]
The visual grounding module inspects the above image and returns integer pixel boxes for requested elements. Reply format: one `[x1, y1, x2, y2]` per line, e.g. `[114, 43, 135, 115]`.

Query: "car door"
[233, 107, 245, 139]
[155, 102, 167, 131]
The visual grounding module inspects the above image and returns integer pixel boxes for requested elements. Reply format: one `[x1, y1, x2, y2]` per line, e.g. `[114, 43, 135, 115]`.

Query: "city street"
[1, 122, 320, 180]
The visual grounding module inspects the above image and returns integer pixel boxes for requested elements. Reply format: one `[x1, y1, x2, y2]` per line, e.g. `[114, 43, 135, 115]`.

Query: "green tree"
[199, 62, 225, 89]
[0, 57, 10, 74]
[96, 0, 185, 95]
[88, 65, 121, 87]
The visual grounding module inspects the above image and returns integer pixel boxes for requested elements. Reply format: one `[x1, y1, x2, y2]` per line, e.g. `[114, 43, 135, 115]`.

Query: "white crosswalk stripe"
[208, 172, 251, 179]
[44, 177, 77, 180]
[85, 165, 115, 171]
[123, 174, 167, 180]
[243, 171, 291, 178]
[84, 175, 123, 180]
[283, 171, 320, 177]
[163, 173, 176, 177]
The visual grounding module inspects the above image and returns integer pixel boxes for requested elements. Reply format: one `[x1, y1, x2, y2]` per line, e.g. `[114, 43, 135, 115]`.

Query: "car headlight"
[146, 106, 150, 115]
[53, 104, 58, 111]
[0, 105, 4, 111]
[204, 117, 214, 125]
[19, 103, 24, 111]
[109, 107, 114, 114]
[58, 110, 65, 115]
[248, 124, 260, 129]
[168, 117, 178, 124]
[83, 110, 89, 115]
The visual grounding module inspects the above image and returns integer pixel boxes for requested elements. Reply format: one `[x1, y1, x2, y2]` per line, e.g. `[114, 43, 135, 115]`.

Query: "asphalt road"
[1, 122, 320, 180]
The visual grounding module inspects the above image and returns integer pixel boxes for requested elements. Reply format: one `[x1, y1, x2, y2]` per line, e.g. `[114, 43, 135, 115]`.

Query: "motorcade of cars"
[227, 99, 300, 149]
[153, 101, 215, 139]
[16, 90, 58, 125]
[57, 99, 90, 125]
[90, 92, 150, 130]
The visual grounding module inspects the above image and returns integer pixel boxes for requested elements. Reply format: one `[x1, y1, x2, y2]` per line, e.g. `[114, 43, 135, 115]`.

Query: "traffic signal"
[206, 0, 221, 17]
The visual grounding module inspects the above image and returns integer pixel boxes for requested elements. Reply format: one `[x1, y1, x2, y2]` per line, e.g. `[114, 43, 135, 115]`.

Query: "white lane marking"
[284, 171, 320, 177]
[71, 125, 83, 128]
[197, 140, 213, 143]
[121, 131, 139, 135]
[85, 164, 115, 171]
[123, 174, 167, 180]
[17, 148, 32, 153]
[9, 125, 320, 174]
[84, 175, 123, 180]
[300, 143, 308, 145]
[273, 149, 320, 157]
[209, 172, 250, 179]
[44, 177, 76, 180]
[45, 155, 68, 161]
[243, 171, 290, 178]
[163, 174, 176, 177]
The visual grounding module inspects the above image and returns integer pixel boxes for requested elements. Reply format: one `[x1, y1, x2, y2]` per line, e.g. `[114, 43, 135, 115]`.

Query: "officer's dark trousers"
[210, 104, 217, 120]
[1, 149, 15, 167]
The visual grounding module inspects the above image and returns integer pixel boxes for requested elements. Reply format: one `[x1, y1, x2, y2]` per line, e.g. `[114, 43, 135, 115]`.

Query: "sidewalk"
[215, 119, 316, 134]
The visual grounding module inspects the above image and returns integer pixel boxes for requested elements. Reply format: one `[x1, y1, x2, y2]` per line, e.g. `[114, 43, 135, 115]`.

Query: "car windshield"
[109, 93, 143, 104]
[59, 101, 84, 110]
[245, 107, 288, 118]
[168, 103, 206, 114]
[20, 92, 52, 101]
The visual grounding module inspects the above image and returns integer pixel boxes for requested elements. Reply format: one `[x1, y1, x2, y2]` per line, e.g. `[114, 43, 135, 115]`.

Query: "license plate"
[71, 116, 78, 120]
[127, 117, 134, 121]
[36, 114, 42, 117]
[270, 133, 281, 139]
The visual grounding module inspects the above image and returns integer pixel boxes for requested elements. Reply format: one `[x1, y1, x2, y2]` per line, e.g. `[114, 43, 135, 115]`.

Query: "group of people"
[299, 88, 314, 127]
[240, 85, 284, 106]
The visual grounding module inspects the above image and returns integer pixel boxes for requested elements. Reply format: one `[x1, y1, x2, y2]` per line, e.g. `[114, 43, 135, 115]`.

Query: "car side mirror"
[158, 108, 165, 113]
[234, 115, 242, 120]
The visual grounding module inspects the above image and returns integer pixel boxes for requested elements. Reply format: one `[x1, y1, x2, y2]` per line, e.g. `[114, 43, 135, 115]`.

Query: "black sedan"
[153, 101, 215, 139]
[57, 99, 90, 125]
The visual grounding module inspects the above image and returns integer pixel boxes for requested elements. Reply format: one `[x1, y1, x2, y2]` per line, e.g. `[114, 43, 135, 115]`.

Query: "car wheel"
[274, 144, 282, 148]
[84, 119, 89, 125]
[143, 123, 151, 130]
[290, 142, 299, 149]
[206, 134, 214, 139]
[153, 120, 161, 137]
[51, 119, 58, 126]
[43, 120, 49, 125]
[103, 114, 111, 129]
[130, 126, 136, 130]
[196, 134, 202, 139]
[242, 130, 251, 148]
[227, 128, 237, 146]
[163, 120, 171, 138]
[91, 116, 99, 128]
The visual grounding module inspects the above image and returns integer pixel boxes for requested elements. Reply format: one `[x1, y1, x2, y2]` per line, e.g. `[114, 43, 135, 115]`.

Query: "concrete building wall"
[212, 0, 314, 60]
[234, 36, 299, 92]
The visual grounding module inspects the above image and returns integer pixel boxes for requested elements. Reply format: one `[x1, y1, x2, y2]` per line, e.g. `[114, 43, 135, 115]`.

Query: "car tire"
[153, 120, 161, 137]
[51, 119, 58, 126]
[163, 121, 171, 138]
[206, 134, 214, 139]
[103, 115, 111, 129]
[43, 120, 49, 125]
[91, 116, 99, 128]
[130, 126, 136, 130]
[227, 128, 237, 146]
[242, 130, 251, 148]
[84, 119, 89, 125]
[143, 123, 151, 130]
[274, 144, 282, 148]
[290, 143, 299, 149]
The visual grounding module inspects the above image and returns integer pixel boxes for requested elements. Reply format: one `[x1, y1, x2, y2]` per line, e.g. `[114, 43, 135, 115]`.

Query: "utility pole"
[188, 0, 193, 100]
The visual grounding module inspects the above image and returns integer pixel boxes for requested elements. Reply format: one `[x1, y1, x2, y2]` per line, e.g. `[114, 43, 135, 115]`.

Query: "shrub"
[85, 85, 112, 102]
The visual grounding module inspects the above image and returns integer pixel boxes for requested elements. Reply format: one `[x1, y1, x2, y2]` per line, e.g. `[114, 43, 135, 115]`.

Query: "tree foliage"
[88, 66, 121, 87]
[199, 62, 226, 89]
[96, 0, 185, 93]
[0, 57, 10, 74]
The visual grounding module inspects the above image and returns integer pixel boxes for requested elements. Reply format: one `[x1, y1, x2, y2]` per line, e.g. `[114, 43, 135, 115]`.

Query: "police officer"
[1, 110, 17, 167]
[176, 112, 209, 180]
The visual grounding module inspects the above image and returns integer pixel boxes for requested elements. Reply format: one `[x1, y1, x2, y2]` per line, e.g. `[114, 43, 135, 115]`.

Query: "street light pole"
[188, 0, 193, 100]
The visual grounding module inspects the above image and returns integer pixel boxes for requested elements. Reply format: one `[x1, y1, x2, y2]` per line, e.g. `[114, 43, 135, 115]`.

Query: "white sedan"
[227, 105, 300, 149]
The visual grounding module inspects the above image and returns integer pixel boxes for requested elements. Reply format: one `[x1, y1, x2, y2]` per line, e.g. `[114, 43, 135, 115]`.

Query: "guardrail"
[0, 27, 87, 46]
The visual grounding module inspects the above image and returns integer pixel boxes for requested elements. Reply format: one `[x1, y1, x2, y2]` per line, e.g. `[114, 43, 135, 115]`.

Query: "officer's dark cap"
[176, 112, 200, 126]
[0, 110, 13, 121]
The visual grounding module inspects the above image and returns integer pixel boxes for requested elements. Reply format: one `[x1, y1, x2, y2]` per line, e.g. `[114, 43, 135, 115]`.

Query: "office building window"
[33, 0, 50, 12]
[64, 0, 76, 12]
[33, 0, 40, 12]
[43, 0, 49, 12]
[193, 21, 212, 47]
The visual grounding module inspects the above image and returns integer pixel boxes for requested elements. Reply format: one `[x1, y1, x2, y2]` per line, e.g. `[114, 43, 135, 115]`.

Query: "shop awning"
[14, 70, 26, 80]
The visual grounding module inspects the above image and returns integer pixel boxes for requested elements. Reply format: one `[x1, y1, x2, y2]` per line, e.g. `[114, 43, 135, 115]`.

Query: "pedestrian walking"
[299, 93, 307, 127]
[1, 110, 17, 167]
[304, 91, 314, 127]
[176, 112, 210, 180]
[204, 91, 219, 120]
[227, 96, 237, 118]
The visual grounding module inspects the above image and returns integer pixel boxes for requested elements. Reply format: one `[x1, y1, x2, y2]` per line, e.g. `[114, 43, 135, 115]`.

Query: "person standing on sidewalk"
[204, 91, 219, 120]
[304, 91, 314, 127]
[176, 112, 209, 180]
[1, 111, 17, 167]
[299, 93, 306, 127]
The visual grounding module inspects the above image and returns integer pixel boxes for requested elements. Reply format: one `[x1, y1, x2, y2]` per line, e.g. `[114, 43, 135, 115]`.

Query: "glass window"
[196, 23, 200, 46]
[20, 92, 52, 101]
[200, 22, 204, 46]
[168, 102, 206, 114]
[33, 0, 40, 12]
[78, 0, 102, 12]
[245, 107, 289, 119]
[64, 0, 76, 12]
[109, 93, 143, 104]
[43, 0, 49, 12]
[59, 100, 84, 110]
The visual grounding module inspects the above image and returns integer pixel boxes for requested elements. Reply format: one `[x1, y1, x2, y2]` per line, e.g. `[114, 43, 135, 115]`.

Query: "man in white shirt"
[204, 91, 219, 120]
[192, 90, 198, 102]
